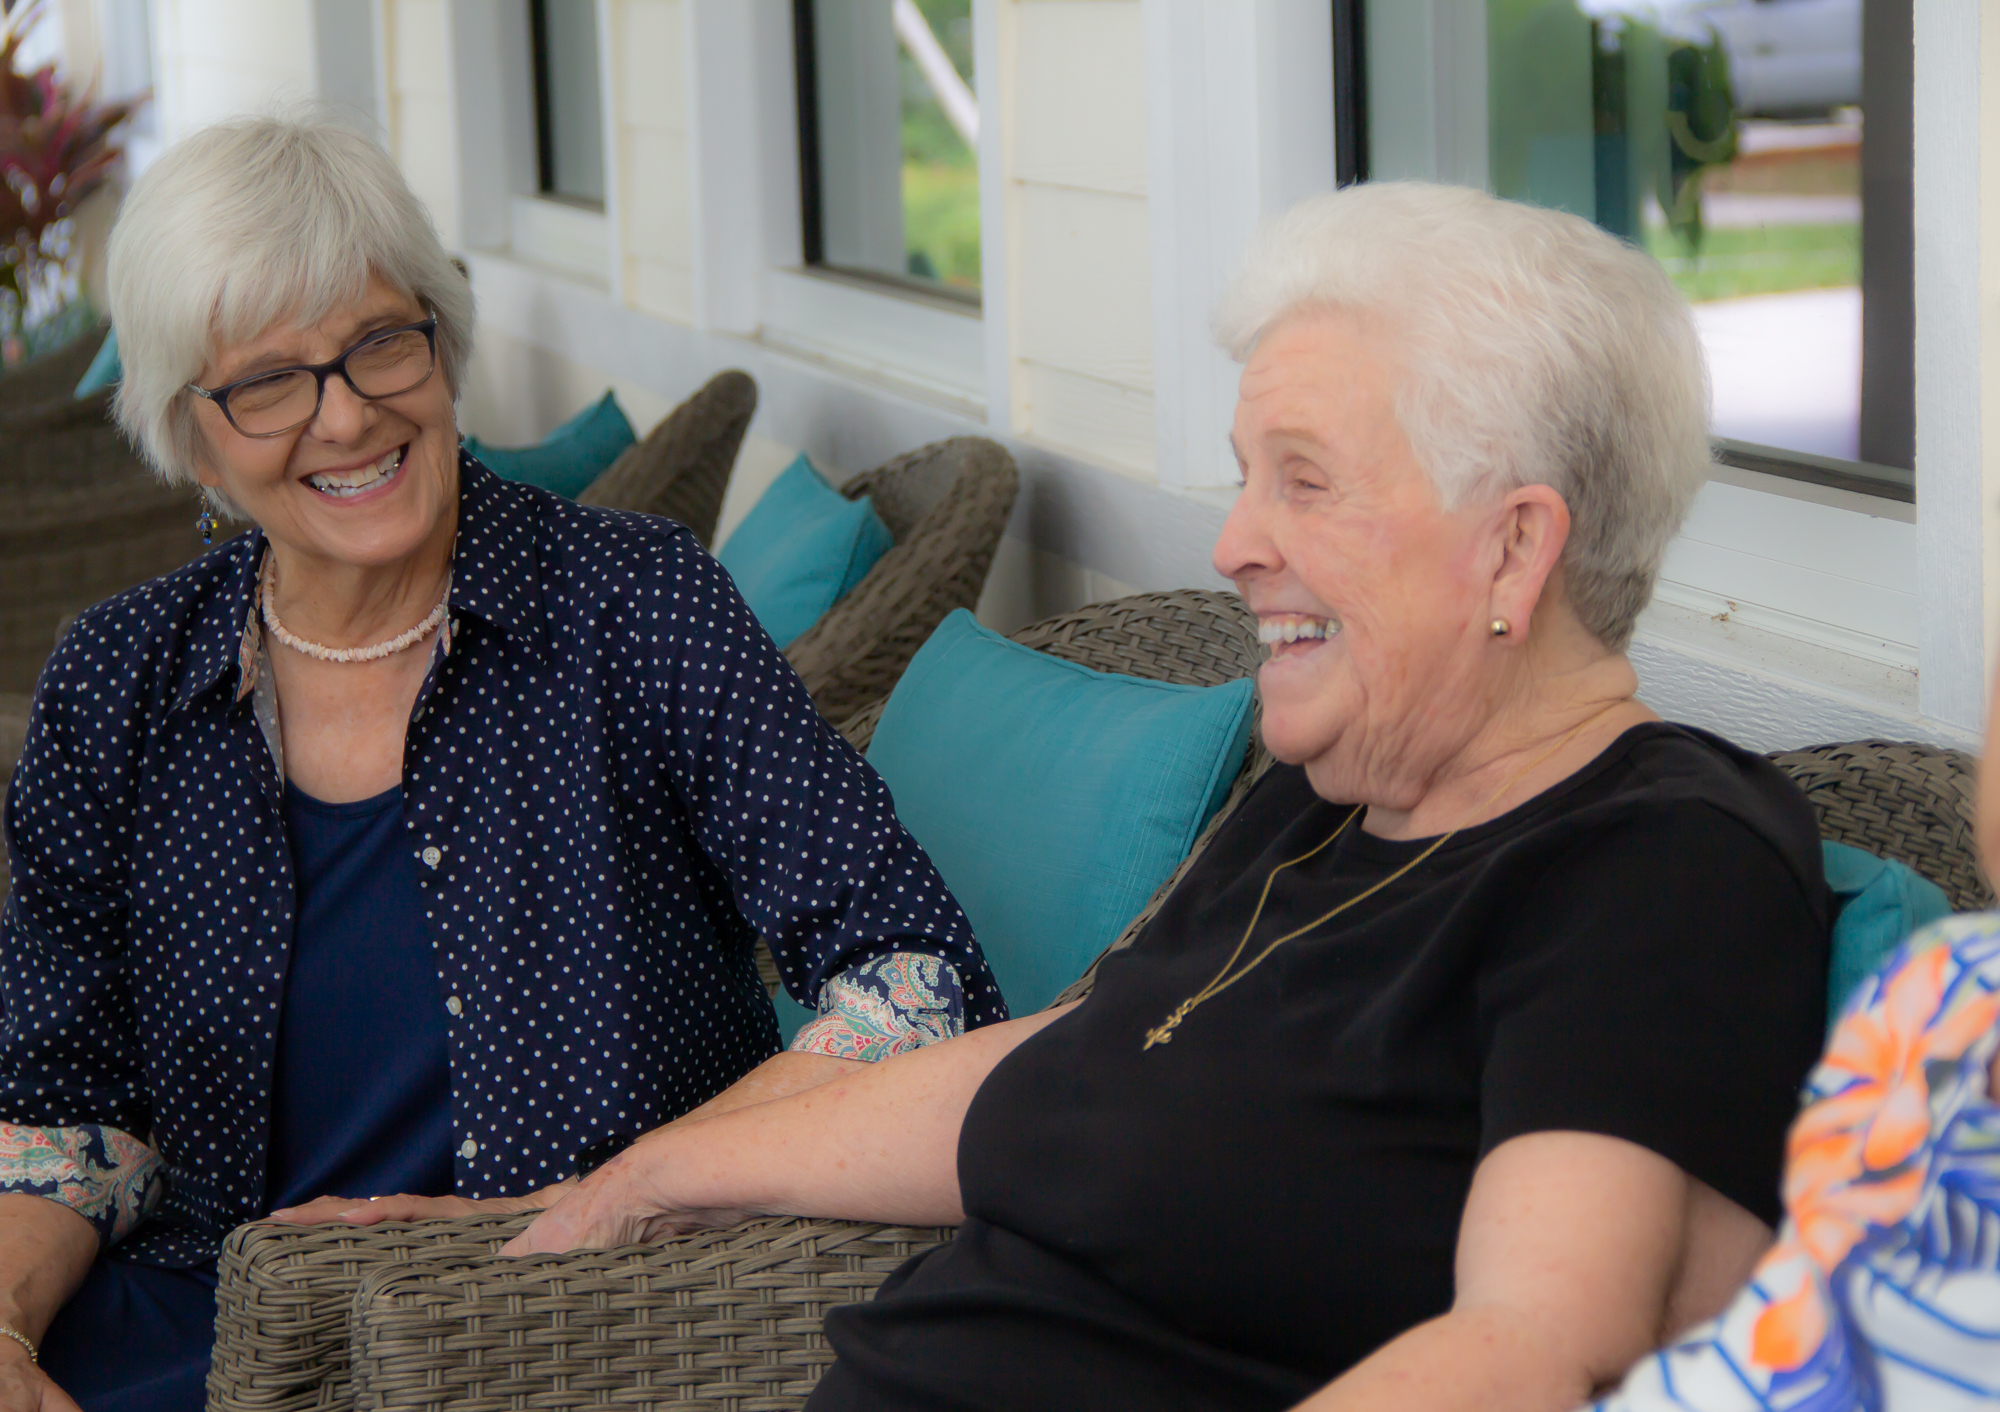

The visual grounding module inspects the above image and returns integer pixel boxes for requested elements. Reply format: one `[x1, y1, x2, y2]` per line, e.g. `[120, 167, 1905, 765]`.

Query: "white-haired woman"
[462, 183, 1834, 1412]
[0, 115, 1002, 1412]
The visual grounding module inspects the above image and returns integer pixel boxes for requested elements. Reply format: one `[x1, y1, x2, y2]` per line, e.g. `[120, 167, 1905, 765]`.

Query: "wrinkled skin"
[1212, 307, 1654, 840]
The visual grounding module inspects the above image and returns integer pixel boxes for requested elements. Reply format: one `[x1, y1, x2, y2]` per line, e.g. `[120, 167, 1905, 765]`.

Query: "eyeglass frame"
[185, 317, 440, 438]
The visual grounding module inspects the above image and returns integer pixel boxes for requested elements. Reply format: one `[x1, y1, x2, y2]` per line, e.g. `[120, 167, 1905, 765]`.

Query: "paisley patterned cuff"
[789, 952, 967, 1062]
[0, 1123, 164, 1246]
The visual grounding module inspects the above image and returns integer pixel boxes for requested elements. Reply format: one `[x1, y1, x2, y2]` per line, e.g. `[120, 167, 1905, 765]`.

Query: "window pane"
[1364, 0, 1907, 485]
[809, 0, 980, 295]
[533, 0, 605, 207]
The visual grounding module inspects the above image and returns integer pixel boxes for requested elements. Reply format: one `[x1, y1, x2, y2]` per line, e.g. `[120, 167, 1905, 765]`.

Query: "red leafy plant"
[0, 0, 143, 336]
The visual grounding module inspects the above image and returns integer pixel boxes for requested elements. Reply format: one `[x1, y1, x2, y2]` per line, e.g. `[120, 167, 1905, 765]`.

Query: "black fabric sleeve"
[1475, 801, 1827, 1227]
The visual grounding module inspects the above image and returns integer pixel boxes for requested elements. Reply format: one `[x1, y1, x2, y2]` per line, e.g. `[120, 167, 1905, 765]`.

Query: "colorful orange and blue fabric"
[1595, 912, 2000, 1411]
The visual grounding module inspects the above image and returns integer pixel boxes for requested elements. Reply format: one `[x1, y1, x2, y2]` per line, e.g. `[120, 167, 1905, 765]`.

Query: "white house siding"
[1000, 0, 1155, 478]
[609, 0, 695, 323]
[148, 0, 317, 139]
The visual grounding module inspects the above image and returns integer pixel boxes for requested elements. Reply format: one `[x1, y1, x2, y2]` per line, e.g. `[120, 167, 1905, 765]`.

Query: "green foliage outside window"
[898, 0, 978, 289]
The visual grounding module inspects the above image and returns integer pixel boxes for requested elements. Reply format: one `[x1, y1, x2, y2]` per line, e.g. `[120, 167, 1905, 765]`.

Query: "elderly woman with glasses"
[0, 114, 1001, 1412]
[490, 185, 1835, 1412]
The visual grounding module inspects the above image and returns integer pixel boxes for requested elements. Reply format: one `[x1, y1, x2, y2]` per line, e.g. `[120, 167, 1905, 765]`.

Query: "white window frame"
[450, 0, 615, 289]
[1911, 0, 1992, 734]
[1141, 0, 1335, 490]
[679, 0, 987, 410]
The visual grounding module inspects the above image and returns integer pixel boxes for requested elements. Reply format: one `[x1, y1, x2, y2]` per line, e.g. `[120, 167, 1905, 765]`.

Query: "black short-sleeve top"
[815, 723, 1832, 1412]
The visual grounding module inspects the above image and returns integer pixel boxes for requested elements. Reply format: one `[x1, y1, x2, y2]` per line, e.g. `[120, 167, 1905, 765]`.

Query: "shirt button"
[459, 1138, 478, 1160]
[445, 995, 462, 1017]
[421, 846, 442, 868]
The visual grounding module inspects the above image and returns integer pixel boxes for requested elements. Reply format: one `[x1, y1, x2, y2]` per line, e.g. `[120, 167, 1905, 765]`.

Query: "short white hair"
[106, 110, 474, 494]
[1213, 181, 1710, 651]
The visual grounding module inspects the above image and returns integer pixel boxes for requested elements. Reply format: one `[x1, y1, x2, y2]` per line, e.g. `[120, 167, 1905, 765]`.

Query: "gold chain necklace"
[1141, 712, 1612, 1050]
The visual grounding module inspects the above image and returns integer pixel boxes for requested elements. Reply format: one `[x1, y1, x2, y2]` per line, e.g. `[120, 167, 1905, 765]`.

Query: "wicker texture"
[344, 1217, 953, 1411]
[1767, 740, 1990, 910]
[208, 1214, 536, 1411]
[782, 438, 1018, 723]
[0, 390, 208, 695]
[0, 324, 107, 412]
[577, 371, 758, 548]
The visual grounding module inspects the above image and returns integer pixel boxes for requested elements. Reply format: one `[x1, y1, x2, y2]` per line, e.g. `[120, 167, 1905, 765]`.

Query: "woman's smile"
[302, 443, 409, 503]
[1257, 611, 1340, 660]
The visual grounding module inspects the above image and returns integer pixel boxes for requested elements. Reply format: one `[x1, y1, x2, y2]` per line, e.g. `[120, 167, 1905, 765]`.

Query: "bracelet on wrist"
[0, 1323, 35, 1364]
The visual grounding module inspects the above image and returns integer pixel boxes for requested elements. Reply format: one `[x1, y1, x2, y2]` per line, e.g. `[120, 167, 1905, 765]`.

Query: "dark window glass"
[530, 0, 606, 208]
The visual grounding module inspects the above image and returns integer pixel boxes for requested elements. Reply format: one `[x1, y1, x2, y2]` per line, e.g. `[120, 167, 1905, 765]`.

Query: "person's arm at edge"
[0, 1194, 98, 1409]
[501, 1004, 1077, 1256]
[0, 641, 146, 1404]
[281, 1051, 871, 1228]
[652, 540, 1006, 1062]
[683, 954, 983, 1124]
[1288, 1131, 1746, 1412]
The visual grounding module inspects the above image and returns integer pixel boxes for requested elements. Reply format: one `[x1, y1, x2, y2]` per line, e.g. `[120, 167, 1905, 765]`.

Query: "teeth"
[1257, 617, 1337, 646]
[308, 448, 405, 497]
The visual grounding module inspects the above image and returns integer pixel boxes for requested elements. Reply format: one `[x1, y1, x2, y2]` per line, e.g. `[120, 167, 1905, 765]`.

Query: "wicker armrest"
[208, 1212, 536, 1411]
[347, 1217, 951, 1410]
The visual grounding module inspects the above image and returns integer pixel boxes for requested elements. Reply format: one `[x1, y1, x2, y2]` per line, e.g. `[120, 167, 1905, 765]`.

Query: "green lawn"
[1643, 222, 1859, 303]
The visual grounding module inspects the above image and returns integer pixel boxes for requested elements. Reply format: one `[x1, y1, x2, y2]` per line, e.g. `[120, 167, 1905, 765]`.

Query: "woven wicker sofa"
[577, 370, 758, 548]
[782, 437, 1020, 723]
[199, 591, 1987, 1412]
[0, 386, 209, 698]
[0, 324, 109, 413]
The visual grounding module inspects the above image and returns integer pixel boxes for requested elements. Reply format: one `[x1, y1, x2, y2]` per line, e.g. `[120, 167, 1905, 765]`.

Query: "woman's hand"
[0, 1345, 80, 1412]
[267, 1187, 564, 1227]
[500, 1132, 750, 1255]
[0, 1197, 94, 1412]
[502, 1008, 1080, 1259]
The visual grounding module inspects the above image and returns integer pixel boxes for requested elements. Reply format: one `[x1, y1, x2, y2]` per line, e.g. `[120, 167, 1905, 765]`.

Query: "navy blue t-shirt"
[264, 781, 454, 1206]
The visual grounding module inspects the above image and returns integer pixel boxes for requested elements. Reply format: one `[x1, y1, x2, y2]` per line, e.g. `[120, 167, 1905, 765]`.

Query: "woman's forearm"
[0, 1194, 97, 1343]
[1292, 1306, 1593, 1412]
[507, 1005, 1074, 1254]
[675, 1052, 866, 1124]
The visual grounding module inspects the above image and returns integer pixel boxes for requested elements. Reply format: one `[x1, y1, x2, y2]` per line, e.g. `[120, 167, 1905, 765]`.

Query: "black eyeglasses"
[187, 318, 439, 438]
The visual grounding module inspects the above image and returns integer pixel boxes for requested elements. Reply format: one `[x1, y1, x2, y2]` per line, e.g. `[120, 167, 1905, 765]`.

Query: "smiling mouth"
[1257, 614, 1340, 655]
[305, 445, 407, 499]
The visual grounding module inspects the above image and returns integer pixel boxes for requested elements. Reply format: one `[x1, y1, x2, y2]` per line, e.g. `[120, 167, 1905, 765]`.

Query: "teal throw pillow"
[73, 326, 121, 397]
[866, 610, 1257, 1015]
[463, 390, 635, 498]
[716, 454, 892, 649]
[1824, 840, 1952, 1023]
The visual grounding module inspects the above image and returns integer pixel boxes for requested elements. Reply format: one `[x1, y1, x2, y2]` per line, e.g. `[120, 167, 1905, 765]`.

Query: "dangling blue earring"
[196, 508, 218, 546]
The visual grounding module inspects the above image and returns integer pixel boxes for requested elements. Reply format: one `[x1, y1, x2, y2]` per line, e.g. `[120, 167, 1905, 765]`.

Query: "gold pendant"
[1143, 1001, 1194, 1050]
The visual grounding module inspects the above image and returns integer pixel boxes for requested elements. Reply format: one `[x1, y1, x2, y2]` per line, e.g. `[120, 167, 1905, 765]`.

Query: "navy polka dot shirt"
[0, 453, 1004, 1265]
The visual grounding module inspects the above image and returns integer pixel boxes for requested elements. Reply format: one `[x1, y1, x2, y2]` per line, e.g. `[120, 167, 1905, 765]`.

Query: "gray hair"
[1213, 181, 1711, 651]
[106, 110, 474, 495]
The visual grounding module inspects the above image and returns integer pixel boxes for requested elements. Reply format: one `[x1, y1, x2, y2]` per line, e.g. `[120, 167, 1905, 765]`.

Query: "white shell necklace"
[259, 553, 452, 664]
